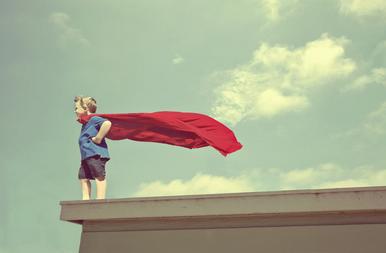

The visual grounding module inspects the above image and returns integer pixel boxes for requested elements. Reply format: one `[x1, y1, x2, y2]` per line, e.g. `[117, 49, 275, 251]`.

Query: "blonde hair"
[74, 96, 97, 113]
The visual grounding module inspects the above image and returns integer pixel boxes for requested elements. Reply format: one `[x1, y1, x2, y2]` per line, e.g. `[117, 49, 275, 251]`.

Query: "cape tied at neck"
[77, 111, 243, 156]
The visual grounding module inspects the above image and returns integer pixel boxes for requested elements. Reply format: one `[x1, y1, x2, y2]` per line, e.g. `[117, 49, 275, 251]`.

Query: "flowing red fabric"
[77, 111, 243, 156]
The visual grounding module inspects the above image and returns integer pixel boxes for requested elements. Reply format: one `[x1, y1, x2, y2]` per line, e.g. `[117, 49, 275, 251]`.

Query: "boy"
[74, 96, 112, 200]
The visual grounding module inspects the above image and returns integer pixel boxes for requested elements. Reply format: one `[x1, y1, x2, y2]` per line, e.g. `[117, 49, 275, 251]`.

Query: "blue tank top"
[78, 115, 110, 161]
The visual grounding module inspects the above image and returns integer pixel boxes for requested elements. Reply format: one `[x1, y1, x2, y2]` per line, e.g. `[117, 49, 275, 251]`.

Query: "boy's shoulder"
[90, 115, 105, 120]
[89, 115, 108, 124]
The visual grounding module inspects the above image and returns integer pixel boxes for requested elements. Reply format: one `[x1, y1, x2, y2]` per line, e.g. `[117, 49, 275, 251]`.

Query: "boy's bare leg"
[95, 176, 106, 199]
[80, 179, 91, 200]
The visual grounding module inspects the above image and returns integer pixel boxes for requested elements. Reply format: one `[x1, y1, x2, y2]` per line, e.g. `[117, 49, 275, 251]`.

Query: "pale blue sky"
[1, 0, 386, 252]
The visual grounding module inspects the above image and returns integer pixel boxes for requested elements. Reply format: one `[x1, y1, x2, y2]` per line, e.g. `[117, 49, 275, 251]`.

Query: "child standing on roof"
[74, 96, 112, 200]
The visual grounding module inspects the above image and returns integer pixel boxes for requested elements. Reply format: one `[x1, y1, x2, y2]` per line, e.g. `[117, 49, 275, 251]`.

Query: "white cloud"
[341, 39, 386, 92]
[132, 172, 255, 197]
[343, 67, 386, 91]
[319, 167, 386, 188]
[49, 12, 89, 47]
[279, 163, 345, 189]
[280, 163, 339, 186]
[132, 163, 386, 197]
[260, 0, 299, 22]
[318, 179, 370, 188]
[172, 54, 184, 65]
[265, 163, 386, 190]
[260, 0, 280, 22]
[364, 101, 386, 135]
[339, 0, 386, 18]
[252, 88, 309, 118]
[210, 33, 356, 126]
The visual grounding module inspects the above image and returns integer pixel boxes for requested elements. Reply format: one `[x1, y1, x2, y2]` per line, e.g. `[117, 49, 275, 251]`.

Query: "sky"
[1, 0, 386, 252]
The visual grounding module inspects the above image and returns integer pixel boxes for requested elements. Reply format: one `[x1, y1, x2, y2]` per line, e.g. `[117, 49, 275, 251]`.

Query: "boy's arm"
[92, 120, 112, 144]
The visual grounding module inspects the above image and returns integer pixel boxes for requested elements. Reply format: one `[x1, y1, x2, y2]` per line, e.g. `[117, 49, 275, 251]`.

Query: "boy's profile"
[74, 96, 112, 200]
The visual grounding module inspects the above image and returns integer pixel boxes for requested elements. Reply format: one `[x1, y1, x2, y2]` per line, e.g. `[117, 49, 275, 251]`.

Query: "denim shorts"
[78, 154, 109, 180]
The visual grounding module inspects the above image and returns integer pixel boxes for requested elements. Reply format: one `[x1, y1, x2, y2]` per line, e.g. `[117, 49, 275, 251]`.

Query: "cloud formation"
[341, 39, 386, 92]
[339, 0, 386, 18]
[260, 0, 299, 22]
[333, 100, 386, 140]
[133, 172, 255, 197]
[132, 163, 386, 196]
[364, 101, 386, 135]
[343, 67, 386, 91]
[277, 163, 382, 189]
[210, 33, 356, 126]
[172, 54, 184, 65]
[49, 12, 89, 47]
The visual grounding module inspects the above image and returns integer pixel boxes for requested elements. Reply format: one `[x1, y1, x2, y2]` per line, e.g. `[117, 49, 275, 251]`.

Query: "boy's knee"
[96, 176, 105, 181]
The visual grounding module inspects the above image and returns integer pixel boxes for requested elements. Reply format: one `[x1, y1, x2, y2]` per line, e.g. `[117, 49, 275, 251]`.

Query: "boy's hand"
[91, 136, 102, 144]
[91, 121, 112, 145]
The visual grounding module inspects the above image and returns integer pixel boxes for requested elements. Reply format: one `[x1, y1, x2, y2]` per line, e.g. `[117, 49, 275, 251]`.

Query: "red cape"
[77, 111, 243, 156]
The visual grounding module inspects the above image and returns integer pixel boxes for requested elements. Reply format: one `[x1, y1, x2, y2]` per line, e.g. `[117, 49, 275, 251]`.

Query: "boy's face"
[74, 101, 90, 120]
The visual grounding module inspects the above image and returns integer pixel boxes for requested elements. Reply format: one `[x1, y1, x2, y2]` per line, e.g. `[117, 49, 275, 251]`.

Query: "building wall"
[80, 224, 386, 253]
[60, 186, 386, 253]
